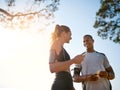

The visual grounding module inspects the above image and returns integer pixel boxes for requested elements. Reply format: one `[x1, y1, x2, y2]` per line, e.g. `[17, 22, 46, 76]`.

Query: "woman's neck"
[56, 38, 64, 47]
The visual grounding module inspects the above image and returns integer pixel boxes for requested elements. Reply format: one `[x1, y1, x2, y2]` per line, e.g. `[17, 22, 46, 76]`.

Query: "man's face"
[83, 36, 94, 49]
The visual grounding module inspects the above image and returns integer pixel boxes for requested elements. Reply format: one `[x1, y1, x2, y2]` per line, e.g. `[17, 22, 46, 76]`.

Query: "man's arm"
[73, 74, 99, 82]
[98, 66, 115, 80]
[73, 75, 86, 82]
[106, 66, 115, 80]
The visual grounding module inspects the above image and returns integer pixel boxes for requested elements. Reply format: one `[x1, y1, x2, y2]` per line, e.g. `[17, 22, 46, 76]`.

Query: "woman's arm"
[49, 59, 74, 73]
[49, 55, 84, 73]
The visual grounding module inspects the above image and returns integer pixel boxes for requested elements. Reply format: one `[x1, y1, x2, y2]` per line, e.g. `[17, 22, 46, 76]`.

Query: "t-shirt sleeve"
[103, 55, 111, 68]
[49, 49, 56, 64]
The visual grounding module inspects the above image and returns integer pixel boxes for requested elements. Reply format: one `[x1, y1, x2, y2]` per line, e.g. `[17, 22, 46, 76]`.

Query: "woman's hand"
[72, 54, 84, 64]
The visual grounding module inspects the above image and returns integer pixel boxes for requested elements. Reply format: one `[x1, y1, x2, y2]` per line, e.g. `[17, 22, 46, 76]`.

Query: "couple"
[49, 24, 115, 90]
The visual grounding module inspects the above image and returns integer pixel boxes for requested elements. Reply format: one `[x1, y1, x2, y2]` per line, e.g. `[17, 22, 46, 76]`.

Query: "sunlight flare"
[0, 25, 54, 89]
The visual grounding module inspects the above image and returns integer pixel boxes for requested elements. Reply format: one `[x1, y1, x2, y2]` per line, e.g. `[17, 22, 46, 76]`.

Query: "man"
[73, 34, 115, 90]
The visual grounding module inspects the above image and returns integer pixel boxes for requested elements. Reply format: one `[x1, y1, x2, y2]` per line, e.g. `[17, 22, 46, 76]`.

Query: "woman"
[49, 24, 84, 90]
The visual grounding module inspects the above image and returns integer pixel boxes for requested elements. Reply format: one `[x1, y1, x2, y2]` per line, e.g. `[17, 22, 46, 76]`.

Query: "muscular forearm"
[73, 74, 99, 82]
[73, 75, 90, 82]
[106, 66, 115, 80]
[107, 72, 115, 80]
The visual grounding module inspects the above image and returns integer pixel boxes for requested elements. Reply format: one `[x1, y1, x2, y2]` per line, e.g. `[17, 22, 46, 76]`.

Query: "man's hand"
[97, 71, 108, 78]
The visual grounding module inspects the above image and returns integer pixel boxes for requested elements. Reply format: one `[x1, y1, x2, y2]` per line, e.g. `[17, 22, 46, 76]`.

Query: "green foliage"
[94, 0, 120, 44]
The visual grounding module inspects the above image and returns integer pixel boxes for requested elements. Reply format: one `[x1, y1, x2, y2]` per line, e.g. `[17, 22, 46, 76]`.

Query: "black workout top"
[49, 48, 73, 90]
[49, 47, 70, 64]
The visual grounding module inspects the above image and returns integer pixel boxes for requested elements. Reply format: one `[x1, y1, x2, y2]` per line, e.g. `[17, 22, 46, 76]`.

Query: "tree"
[0, 0, 60, 31]
[94, 0, 120, 44]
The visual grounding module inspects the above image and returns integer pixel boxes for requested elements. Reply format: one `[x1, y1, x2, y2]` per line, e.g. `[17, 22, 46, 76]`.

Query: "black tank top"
[56, 48, 70, 62]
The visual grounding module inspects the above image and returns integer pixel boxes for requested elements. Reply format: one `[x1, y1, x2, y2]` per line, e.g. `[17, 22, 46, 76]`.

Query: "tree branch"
[0, 8, 13, 17]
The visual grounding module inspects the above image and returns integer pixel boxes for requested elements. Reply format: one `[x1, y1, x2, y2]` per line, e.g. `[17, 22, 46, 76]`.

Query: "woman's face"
[63, 31, 72, 43]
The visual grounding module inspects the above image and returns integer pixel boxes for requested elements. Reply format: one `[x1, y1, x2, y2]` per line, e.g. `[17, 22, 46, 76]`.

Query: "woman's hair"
[51, 24, 71, 43]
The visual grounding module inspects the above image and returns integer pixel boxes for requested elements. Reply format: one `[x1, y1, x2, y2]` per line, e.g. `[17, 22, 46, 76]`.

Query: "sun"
[0, 25, 54, 89]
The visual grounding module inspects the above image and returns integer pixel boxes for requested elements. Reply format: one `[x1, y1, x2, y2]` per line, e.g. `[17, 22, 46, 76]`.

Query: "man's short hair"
[83, 34, 94, 40]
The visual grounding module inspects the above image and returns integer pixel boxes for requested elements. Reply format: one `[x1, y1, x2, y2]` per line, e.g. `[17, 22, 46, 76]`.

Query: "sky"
[0, 0, 120, 90]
